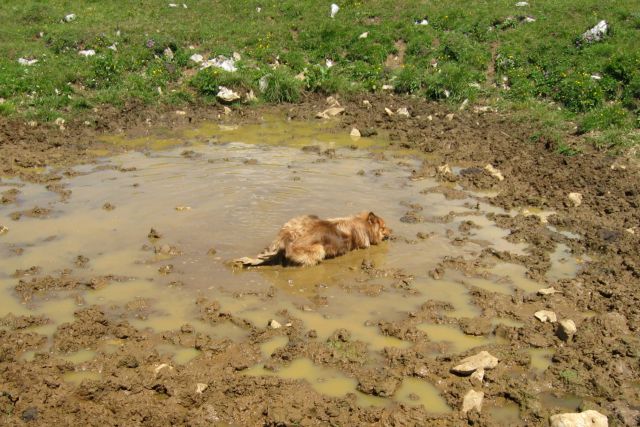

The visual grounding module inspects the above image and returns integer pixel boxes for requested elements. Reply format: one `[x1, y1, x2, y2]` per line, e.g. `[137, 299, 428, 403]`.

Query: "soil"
[0, 95, 639, 426]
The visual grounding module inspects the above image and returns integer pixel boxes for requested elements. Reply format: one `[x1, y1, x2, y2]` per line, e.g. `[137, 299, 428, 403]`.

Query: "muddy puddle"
[0, 117, 590, 415]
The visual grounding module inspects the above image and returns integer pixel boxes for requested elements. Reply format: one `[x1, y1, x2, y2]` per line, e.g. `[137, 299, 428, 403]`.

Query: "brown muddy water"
[0, 118, 587, 414]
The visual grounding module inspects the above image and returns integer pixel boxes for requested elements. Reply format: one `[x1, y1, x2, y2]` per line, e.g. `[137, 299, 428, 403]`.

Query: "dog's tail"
[232, 237, 286, 267]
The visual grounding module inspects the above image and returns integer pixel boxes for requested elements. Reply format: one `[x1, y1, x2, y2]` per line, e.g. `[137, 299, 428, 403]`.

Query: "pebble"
[315, 107, 345, 119]
[568, 192, 583, 207]
[462, 390, 484, 413]
[0, 225, 8, 235]
[154, 363, 173, 375]
[484, 164, 505, 181]
[269, 319, 282, 329]
[557, 319, 577, 340]
[538, 287, 560, 295]
[396, 107, 410, 118]
[350, 128, 361, 138]
[175, 206, 191, 211]
[384, 107, 394, 117]
[451, 351, 499, 376]
[195, 383, 208, 394]
[534, 310, 557, 323]
[470, 368, 485, 385]
[550, 410, 608, 427]
[445, 113, 455, 121]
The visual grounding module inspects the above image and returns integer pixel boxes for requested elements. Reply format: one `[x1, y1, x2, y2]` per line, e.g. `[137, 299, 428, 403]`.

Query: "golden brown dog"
[234, 211, 391, 267]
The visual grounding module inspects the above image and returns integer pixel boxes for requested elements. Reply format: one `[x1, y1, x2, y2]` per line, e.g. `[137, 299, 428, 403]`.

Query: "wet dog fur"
[234, 211, 391, 267]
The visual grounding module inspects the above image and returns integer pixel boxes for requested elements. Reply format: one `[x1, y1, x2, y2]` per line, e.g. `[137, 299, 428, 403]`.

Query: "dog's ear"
[367, 212, 378, 224]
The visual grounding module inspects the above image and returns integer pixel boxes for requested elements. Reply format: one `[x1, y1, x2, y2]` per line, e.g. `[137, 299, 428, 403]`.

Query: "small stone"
[0, 225, 8, 236]
[350, 128, 361, 138]
[148, 228, 162, 239]
[470, 369, 485, 386]
[414, 365, 429, 378]
[538, 287, 560, 295]
[175, 206, 191, 211]
[21, 407, 38, 422]
[451, 351, 499, 376]
[462, 390, 484, 414]
[269, 319, 282, 329]
[154, 363, 173, 375]
[195, 383, 208, 394]
[381, 84, 394, 91]
[396, 107, 410, 118]
[445, 113, 455, 121]
[384, 107, 394, 117]
[557, 319, 577, 341]
[359, 32, 369, 39]
[315, 107, 345, 119]
[484, 164, 504, 181]
[568, 192, 583, 207]
[362, 100, 372, 108]
[245, 90, 257, 102]
[550, 410, 608, 427]
[190, 53, 204, 63]
[326, 96, 340, 107]
[223, 106, 232, 115]
[437, 164, 452, 176]
[534, 310, 557, 323]
[459, 99, 469, 111]
[217, 86, 240, 103]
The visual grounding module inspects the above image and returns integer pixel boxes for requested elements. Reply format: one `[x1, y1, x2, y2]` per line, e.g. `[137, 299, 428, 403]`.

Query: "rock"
[445, 113, 455, 121]
[18, 58, 38, 66]
[557, 319, 577, 341]
[216, 86, 240, 103]
[21, 407, 38, 422]
[362, 100, 372, 108]
[515, 1, 529, 6]
[190, 53, 204, 63]
[568, 192, 583, 207]
[325, 59, 335, 68]
[484, 164, 505, 181]
[64, 13, 76, 22]
[148, 228, 162, 239]
[326, 96, 340, 107]
[158, 264, 174, 275]
[382, 84, 394, 91]
[269, 319, 282, 329]
[462, 390, 484, 413]
[117, 355, 139, 368]
[396, 107, 410, 118]
[195, 383, 208, 394]
[451, 351, 499, 376]
[437, 164, 452, 176]
[78, 49, 96, 57]
[414, 365, 429, 378]
[350, 128, 361, 138]
[245, 90, 257, 102]
[459, 99, 469, 111]
[154, 363, 173, 375]
[201, 55, 237, 72]
[534, 310, 557, 323]
[315, 107, 344, 119]
[384, 107, 394, 117]
[0, 225, 8, 236]
[580, 21, 608, 44]
[359, 32, 369, 39]
[550, 410, 608, 427]
[330, 3, 339, 18]
[538, 287, 560, 295]
[470, 369, 485, 386]
[175, 206, 191, 211]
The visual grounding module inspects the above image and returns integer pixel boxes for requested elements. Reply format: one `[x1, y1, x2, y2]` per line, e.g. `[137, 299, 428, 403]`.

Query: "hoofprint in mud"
[0, 98, 638, 426]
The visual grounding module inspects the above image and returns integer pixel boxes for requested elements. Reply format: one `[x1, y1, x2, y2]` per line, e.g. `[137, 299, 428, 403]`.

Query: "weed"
[260, 68, 302, 103]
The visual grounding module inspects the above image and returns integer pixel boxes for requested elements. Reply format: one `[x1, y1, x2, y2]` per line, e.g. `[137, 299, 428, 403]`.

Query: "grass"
[0, 0, 638, 152]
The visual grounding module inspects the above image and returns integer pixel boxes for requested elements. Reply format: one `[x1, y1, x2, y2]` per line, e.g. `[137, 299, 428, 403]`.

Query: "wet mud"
[0, 98, 639, 426]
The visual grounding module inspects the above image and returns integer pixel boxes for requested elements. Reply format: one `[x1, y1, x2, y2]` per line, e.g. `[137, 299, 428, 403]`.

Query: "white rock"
[325, 58, 335, 68]
[190, 54, 204, 63]
[445, 113, 455, 121]
[0, 225, 8, 236]
[326, 96, 340, 107]
[216, 86, 240, 102]
[534, 310, 557, 323]
[557, 319, 577, 340]
[245, 90, 257, 102]
[175, 110, 187, 116]
[581, 20, 608, 44]
[452, 351, 499, 375]
[195, 383, 208, 394]
[462, 390, 484, 413]
[256, 7, 261, 13]
[154, 363, 173, 375]
[18, 58, 38, 66]
[54, 117, 66, 126]
[396, 107, 410, 118]
[359, 32, 369, 39]
[444, 89, 451, 98]
[315, 107, 345, 119]
[223, 106, 232, 115]
[163, 47, 174, 59]
[381, 84, 394, 91]
[201, 55, 237, 72]
[269, 319, 282, 329]
[108, 43, 118, 51]
[362, 100, 372, 108]
[550, 410, 608, 427]
[64, 13, 76, 22]
[459, 99, 469, 111]
[437, 164, 452, 176]
[384, 107, 394, 117]
[183, 3, 188, 8]
[232, 52, 242, 61]
[568, 192, 583, 207]
[330, 3, 340, 18]
[524, 16, 536, 23]
[484, 164, 504, 181]
[538, 287, 560, 295]
[350, 128, 361, 138]
[169, 3, 178, 7]
[515, 2, 529, 6]
[415, 18, 429, 26]
[259, 76, 269, 92]
[470, 368, 485, 385]
[78, 49, 96, 57]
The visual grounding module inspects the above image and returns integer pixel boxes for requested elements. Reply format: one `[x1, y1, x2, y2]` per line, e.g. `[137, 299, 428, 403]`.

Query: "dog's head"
[363, 211, 392, 242]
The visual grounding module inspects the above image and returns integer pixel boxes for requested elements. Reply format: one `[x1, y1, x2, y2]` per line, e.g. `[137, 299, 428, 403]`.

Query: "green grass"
[0, 0, 638, 152]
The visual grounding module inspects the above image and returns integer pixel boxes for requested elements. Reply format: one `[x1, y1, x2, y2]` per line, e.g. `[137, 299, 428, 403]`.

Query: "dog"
[234, 211, 391, 267]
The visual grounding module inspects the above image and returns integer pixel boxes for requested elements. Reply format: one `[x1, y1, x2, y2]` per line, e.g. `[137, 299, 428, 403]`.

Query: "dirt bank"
[0, 96, 638, 426]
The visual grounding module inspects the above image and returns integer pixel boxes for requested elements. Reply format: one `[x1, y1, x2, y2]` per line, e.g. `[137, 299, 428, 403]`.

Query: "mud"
[0, 97, 639, 426]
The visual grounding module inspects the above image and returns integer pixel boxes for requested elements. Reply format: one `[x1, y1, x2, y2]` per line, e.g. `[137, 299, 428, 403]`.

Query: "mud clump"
[10, 206, 51, 220]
